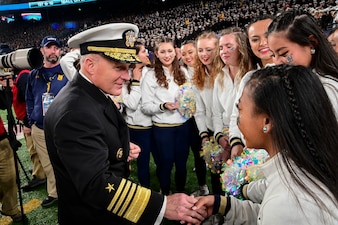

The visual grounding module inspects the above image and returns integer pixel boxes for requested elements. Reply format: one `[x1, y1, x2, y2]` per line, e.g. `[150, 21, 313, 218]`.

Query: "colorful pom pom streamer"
[201, 137, 225, 174]
[176, 82, 196, 120]
[221, 148, 269, 199]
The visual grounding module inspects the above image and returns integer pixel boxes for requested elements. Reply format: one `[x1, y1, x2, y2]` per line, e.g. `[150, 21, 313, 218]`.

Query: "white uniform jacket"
[194, 68, 214, 135]
[222, 153, 338, 225]
[317, 73, 338, 120]
[213, 66, 241, 138]
[141, 66, 188, 125]
[59, 49, 81, 81]
[122, 66, 152, 127]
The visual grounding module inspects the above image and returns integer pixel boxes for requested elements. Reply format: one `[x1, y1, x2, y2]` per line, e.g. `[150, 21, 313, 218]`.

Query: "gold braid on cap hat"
[87, 46, 139, 63]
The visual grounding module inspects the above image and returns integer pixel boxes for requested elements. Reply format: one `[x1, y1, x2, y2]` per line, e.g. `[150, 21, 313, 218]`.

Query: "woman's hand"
[132, 66, 143, 81]
[219, 136, 231, 161]
[165, 102, 179, 111]
[201, 137, 210, 145]
[230, 145, 244, 159]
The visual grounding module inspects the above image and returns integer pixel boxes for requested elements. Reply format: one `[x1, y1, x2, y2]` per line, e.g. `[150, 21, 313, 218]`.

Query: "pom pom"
[201, 137, 224, 174]
[176, 82, 196, 120]
[220, 148, 269, 199]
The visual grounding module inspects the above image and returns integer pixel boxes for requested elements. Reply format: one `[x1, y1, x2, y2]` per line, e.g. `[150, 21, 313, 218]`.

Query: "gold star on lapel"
[105, 183, 115, 193]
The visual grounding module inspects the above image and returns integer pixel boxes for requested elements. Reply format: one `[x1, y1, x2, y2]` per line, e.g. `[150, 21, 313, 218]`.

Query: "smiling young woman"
[229, 16, 275, 159]
[267, 9, 338, 119]
[141, 37, 191, 195]
[195, 65, 338, 225]
[192, 31, 224, 196]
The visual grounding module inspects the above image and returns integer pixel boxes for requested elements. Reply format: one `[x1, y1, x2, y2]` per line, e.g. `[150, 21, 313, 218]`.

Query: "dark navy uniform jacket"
[44, 73, 164, 225]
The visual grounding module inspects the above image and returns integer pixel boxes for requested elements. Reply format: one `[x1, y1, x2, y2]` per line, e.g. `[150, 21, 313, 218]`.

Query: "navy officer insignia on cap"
[67, 23, 141, 63]
[125, 30, 136, 47]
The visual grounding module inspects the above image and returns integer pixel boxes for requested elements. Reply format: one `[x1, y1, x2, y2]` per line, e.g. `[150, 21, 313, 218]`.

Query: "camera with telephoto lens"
[0, 47, 43, 77]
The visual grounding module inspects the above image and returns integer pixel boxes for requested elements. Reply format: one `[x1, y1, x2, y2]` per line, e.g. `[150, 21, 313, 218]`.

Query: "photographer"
[0, 75, 24, 222]
[12, 69, 46, 192]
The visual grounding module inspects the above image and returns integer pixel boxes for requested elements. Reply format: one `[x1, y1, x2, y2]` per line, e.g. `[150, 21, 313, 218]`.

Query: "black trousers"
[189, 117, 207, 186]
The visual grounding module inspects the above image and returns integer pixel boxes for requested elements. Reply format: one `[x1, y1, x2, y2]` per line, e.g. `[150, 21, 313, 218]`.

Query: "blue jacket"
[26, 64, 68, 129]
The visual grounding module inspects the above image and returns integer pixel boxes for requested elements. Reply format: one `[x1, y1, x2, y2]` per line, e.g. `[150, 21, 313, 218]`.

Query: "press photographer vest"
[12, 69, 30, 121]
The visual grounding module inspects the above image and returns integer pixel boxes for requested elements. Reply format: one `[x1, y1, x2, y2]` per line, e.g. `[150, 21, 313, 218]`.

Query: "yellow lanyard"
[47, 82, 51, 93]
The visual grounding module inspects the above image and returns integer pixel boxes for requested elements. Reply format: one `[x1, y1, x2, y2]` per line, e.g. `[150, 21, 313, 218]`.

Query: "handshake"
[165, 193, 217, 225]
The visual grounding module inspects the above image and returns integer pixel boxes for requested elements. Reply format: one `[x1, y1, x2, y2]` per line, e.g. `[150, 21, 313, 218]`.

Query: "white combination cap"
[68, 23, 141, 63]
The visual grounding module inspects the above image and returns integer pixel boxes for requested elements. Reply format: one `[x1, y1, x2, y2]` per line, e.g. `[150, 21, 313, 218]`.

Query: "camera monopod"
[3, 77, 28, 224]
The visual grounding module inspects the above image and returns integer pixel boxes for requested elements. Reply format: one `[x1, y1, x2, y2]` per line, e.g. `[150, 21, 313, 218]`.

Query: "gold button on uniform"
[116, 148, 123, 160]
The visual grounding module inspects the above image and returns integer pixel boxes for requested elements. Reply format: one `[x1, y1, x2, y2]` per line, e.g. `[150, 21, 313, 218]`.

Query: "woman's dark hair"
[248, 14, 275, 25]
[129, 41, 144, 70]
[181, 40, 195, 46]
[246, 14, 275, 68]
[267, 9, 338, 78]
[246, 65, 338, 218]
[153, 37, 186, 89]
[127, 41, 145, 93]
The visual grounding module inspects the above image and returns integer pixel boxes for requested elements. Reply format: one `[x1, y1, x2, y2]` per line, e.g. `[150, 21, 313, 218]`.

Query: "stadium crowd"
[1, 0, 337, 52]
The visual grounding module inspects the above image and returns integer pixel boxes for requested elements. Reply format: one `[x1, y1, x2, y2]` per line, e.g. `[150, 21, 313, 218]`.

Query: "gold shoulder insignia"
[105, 183, 115, 193]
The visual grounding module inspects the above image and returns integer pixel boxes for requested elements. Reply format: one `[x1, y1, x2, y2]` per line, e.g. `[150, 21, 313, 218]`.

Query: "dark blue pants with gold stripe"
[129, 127, 153, 188]
[152, 121, 190, 195]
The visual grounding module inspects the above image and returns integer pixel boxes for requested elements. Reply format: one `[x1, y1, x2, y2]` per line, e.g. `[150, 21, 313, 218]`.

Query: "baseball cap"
[41, 36, 61, 47]
[67, 23, 141, 63]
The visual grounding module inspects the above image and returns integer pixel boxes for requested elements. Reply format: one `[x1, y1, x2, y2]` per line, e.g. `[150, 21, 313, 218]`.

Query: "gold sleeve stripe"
[107, 179, 127, 211]
[215, 132, 224, 143]
[118, 183, 137, 217]
[230, 138, 242, 147]
[219, 196, 227, 215]
[124, 186, 151, 223]
[112, 180, 132, 214]
[242, 184, 249, 200]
